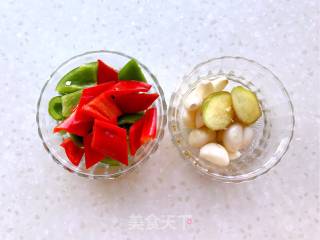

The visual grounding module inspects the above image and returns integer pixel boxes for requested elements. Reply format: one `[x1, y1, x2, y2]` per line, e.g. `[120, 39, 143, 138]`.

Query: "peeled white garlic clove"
[184, 81, 212, 111]
[199, 143, 230, 167]
[211, 77, 228, 92]
[195, 109, 204, 128]
[228, 151, 242, 161]
[188, 127, 216, 148]
[241, 126, 254, 149]
[183, 90, 203, 111]
[223, 123, 243, 153]
[200, 80, 215, 99]
[182, 109, 196, 129]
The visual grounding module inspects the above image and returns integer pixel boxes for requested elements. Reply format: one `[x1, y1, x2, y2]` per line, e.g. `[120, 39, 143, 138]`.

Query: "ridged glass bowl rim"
[36, 50, 167, 179]
[168, 56, 295, 183]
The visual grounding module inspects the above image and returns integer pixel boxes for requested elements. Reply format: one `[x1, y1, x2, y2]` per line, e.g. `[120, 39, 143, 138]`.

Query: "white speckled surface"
[0, 0, 319, 239]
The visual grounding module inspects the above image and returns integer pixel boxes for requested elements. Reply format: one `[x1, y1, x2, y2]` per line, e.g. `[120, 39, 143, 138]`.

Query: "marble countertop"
[0, 0, 319, 239]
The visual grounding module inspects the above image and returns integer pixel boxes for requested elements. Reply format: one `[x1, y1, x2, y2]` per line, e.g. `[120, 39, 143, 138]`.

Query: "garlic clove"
[211, 77, 228, 92]
[183, 90, 203, 111]
[223, 123, 243, 152]
[188, 127, 216, 148]
[199, 143, 230, 167]
[241, 126, 254, 149]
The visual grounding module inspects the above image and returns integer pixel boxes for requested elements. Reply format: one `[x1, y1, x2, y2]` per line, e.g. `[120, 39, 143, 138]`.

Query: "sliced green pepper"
[118, 59, 147, 82]
[61, 90, 82, 118]
[118, 112, 144, 125]
[48, 96, 64, 120]
[69, 133, 83, 147]
[56, 62, 97, 94]
[101, 157, 120, 166]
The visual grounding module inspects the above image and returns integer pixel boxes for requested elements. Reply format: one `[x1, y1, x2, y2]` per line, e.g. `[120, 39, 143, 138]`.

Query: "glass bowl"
[168, 56, 294, 183]
[37, 50, 167, 179]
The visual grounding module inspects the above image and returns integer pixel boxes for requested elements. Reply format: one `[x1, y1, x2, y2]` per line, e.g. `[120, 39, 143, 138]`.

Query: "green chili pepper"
[118, 59, 147, 82]
[118, 112, 144, 125]
[61, 90, 82, 118]
[101, 157, 120, 166]
[69, 133, 83, 147]
[48, 96, 64, 120]
[56, 62, 97, 94]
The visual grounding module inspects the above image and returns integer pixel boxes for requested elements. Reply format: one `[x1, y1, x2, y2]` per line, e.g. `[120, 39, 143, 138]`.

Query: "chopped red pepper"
[54, 110, 93, 136]
[83, 133, 105, 169]
[109, 80, 152, 96]
[92, 120, 128, 165]
[115, 92, 159, 113]
[75, 81, 117, 120]
[129, 117, 145, 156]
[97, 59, 118, 84]
[82, 92, 122, 123]
[60, 138, 84, 166]
[81, 81, 117, 100]
[141, 108, 157, 144]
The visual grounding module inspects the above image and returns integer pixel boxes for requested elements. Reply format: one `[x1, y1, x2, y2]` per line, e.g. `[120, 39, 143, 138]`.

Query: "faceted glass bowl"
[37, 50, 167, 179]
[168, 56, 294, 183]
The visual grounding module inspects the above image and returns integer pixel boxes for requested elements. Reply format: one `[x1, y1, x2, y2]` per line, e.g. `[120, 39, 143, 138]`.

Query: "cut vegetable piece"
[74, 81, 117, 120]
[48, 96, 63, 120]
[82, 92, 122, 123]
[97, 59, 118, 84]
[60, 138, 84, 166]
[231, 86, 262, 125]
[118, 113, 144, 125]
[202, 91, 234, 131]
[118, 59, 147, 82]
[84, 133, 105, 169]
[114, 93, 159, 113]
[53, 110, 93, 136]
[141, 108, 157, 144]
[101, 157, 121, 166]
[81, 81, 117, 100]
[61, 90, 82, 117]
[110, 80, 151, 96]
[129, 117, 144, 155]
[56, 62, 97, 94]
[92, 120, 128, 165]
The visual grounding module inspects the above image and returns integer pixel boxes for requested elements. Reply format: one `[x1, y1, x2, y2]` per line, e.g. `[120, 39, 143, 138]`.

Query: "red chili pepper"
[82, 91, 122, 123]
[129, 117, 145, 156]
[75, 81, 117, 120]
[54, 110, 93, 136]
[109, 80, 152, 96]
[81, 81, 117, 100]
[60, 138, 84, 166]
[83, 133, 105, 169]
[140, 108, 157, 144]
[97, 59, 118, 84]
[91, 120, 128, 165]
[114, 93, 159, 113]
